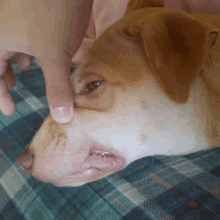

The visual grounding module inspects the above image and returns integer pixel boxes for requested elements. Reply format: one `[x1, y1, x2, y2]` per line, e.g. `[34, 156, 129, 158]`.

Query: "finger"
[15, 53, 32, 70]
[37, 53, 74, 124]
[0, 52, 17, 88]
[4, 60, 16, 89]
[0, 74, 16, 115]
[0, 60, 16, 115]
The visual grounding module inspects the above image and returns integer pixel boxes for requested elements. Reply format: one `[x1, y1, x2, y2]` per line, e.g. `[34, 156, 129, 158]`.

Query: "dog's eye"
[85, 80, 102, 93]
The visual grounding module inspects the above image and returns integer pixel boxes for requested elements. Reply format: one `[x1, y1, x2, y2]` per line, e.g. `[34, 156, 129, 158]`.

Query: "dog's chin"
[50, 149, 126, 187]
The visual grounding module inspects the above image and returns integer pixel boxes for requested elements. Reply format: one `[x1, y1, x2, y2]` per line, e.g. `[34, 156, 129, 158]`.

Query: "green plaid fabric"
[1, 59, 220, 220]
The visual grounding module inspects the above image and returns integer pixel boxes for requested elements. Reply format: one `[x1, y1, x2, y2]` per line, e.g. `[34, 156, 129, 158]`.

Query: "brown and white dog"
[16, 0, 220, 187]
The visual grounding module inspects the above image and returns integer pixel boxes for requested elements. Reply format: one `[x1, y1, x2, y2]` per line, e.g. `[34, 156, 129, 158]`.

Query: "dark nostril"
[16, 153, 33, 169]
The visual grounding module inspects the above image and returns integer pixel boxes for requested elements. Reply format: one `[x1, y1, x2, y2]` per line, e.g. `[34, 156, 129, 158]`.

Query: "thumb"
[38, 53, 74, 124]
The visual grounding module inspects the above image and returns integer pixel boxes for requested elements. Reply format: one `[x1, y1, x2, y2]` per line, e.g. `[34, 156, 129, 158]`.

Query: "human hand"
[164, 0, 220, 14]
[0, 0, 94, 123]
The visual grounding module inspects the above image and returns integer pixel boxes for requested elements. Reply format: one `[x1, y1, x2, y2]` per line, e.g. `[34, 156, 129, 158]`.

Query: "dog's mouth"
[53, 147, 126, 185]
[69, 147, 125, 175]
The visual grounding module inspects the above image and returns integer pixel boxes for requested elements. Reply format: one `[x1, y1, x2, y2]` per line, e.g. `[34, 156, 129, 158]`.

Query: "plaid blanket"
[1, 59, 220, 220]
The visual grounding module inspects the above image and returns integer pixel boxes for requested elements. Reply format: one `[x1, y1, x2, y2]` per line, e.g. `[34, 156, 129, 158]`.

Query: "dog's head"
[16, 8, 219, 187]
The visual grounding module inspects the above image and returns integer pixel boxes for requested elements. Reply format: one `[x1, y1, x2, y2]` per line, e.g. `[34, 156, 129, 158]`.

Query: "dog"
[16, 0, 220, 187]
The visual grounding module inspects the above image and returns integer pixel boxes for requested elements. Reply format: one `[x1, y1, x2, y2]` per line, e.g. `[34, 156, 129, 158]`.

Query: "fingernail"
[51, 106, 74, 124]
[19, 154, 33, 169]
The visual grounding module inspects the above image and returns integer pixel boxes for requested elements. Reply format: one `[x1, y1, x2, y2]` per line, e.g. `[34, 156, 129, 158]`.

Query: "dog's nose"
[16, 147, 33, 169]
[16, 154, 33, 169]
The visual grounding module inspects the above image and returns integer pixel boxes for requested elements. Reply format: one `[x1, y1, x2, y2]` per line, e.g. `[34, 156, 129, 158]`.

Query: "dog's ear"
[124, 0, 164, 15]
[117, 8, 219, 103]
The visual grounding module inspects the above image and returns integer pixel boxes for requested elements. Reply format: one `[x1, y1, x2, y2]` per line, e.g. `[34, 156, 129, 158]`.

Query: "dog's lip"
[58, 151, 126, 183]
[90, 147, 114, 156]
[71, 153, 125, 173]
[52, 168, 102, 186]
[53, 154, 126, 185]
[90, 145, 124, 158]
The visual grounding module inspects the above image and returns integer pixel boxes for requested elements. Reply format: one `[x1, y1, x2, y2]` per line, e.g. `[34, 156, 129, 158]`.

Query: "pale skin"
[0, 0, 219, 124]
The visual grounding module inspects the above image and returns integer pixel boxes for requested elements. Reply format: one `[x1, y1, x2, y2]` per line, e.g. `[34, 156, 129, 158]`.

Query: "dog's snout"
[16, 153, 33, 169]
[16, 145, 33, 170]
